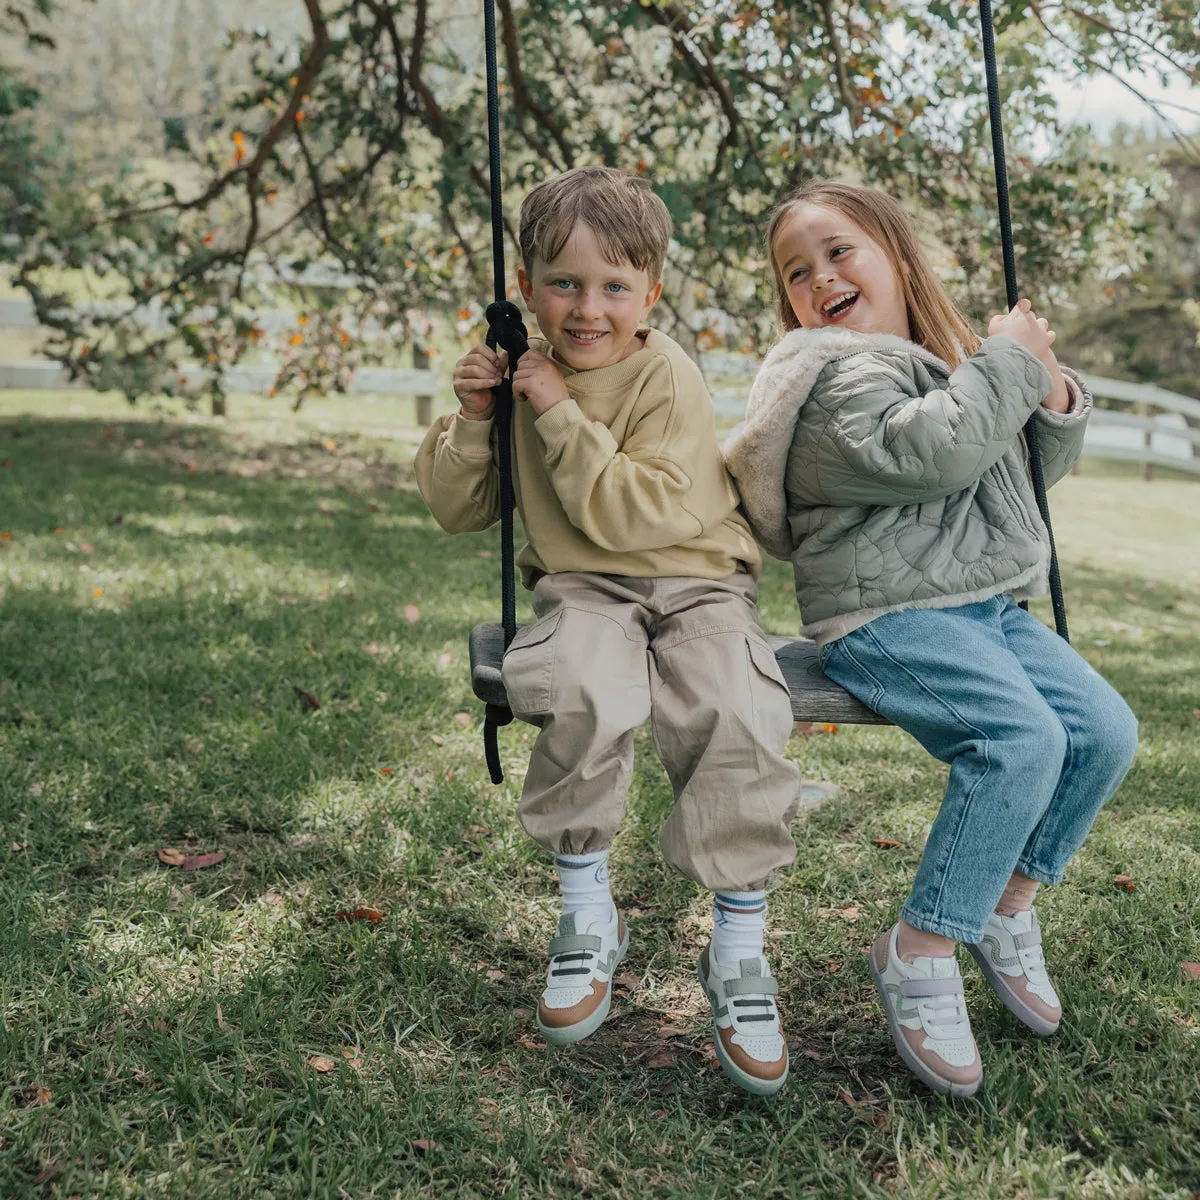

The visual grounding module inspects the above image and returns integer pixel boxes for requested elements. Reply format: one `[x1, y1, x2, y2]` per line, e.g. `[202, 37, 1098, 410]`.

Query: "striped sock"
[711, 890, 767, 965]
[555, 850, 614, 925]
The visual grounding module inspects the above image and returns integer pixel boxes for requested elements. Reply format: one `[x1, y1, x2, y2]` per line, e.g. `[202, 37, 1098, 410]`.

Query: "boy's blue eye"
[604, 283, 625, 293]
[552, 279, 575, 290]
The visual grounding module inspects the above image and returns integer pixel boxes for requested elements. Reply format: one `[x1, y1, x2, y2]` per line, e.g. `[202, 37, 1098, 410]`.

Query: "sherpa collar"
[722, 326, 948, 559]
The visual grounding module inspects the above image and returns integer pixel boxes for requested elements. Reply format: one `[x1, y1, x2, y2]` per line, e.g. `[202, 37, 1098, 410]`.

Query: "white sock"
[555, 851, 614, 925]
[711, 890, 767, 965]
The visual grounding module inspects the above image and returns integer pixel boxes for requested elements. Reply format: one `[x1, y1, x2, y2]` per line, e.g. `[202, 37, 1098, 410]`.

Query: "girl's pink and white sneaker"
[968, 907, 1062, 1036]
[868, 925, 982, 1097]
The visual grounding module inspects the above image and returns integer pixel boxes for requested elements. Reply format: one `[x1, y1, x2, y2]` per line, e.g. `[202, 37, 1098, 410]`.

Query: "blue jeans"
[820, 596, 1138, 943]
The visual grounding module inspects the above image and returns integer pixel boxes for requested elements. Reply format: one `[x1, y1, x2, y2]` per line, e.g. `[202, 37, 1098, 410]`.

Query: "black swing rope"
[476, 0, 1069, 779]
[480, 0, 529, 784]
[979, 0, 1069, 641]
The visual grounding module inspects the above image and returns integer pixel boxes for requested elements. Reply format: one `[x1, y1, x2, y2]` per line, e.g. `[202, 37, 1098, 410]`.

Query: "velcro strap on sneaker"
[899, 976, 963, 998]
[721, 976, 780, 998]
[1013, 930, 1041, 950]
[548, 933, 603, 956]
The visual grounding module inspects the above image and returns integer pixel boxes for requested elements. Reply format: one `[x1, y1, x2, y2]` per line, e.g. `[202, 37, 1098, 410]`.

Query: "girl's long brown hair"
[765, 180, 981, 367]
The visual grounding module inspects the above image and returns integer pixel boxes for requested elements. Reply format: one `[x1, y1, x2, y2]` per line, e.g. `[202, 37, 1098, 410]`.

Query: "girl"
[724, 181, 1138, 1097]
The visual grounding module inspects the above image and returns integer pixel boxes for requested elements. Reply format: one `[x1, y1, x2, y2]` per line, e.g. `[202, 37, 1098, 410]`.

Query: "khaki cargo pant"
[500, 572, 800, 891]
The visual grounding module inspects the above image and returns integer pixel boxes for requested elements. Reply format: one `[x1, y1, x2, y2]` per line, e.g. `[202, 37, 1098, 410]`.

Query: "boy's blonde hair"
[519, 167, 673, 284]
[765, 180, 981, 367]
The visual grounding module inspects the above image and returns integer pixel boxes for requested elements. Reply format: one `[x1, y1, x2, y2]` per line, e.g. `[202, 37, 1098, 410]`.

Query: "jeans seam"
[859, 623, 993, 932]
[831, 636, 886, 710]
[1018, 716, 1073, 877]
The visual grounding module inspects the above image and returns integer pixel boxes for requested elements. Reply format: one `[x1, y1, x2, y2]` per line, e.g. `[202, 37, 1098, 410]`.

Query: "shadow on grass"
[1, 414, 1198, 1195]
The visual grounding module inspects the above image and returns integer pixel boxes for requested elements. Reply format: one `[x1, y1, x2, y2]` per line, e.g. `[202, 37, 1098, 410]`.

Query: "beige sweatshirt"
[414, 329, 760, 586]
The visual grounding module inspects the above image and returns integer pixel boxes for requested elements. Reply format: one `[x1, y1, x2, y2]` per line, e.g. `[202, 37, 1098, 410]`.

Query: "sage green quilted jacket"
[723, 328, 1091, 645]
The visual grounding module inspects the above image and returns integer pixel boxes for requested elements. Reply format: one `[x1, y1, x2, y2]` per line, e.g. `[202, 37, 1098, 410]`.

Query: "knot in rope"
[485, 300, 530, 361]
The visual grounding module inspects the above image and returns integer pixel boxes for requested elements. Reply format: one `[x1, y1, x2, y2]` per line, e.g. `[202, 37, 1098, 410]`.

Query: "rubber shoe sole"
[536, 923, 629, 1046]
[966, 943, 1060, 1037]
[696, 955, 788, 1097]
[867, 952, 981, 1099]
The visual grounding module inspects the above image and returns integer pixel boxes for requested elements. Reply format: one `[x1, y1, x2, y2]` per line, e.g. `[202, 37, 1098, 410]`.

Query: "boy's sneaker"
[868, 925, 982, 1098]
[697, 946, 788, 1096]
[967, 907, 1061, 1036]
[536, 908, 628, 1046]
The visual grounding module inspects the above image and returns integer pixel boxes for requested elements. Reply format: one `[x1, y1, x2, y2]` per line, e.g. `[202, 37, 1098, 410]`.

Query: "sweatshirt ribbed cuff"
[533, 396, 587, 445]
[447, 410, 495, 454]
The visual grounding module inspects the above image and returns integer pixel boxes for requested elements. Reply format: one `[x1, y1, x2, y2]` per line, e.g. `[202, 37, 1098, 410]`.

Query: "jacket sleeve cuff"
[1036, 367, 1092, 427]
[446, 410, 496, 455]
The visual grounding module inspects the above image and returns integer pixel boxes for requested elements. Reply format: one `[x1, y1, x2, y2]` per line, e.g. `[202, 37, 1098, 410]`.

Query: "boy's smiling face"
[518, 223, 663, 371]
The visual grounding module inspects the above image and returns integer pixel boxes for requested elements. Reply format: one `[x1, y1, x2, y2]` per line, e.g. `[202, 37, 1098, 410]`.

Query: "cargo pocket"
[500, 609, 563, 719]
[745, 634, 794, 742]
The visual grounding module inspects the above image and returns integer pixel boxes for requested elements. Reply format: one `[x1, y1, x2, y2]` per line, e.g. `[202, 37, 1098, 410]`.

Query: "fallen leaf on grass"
[1193, 709, 1200, 720]
[1181, 963, 1200, 981]
[78, 542, 94, 554]
[405, 604, 420, 623]
[647, 1051, 675, 1069]
[872, 839, 902, 849]
[293, 687, 320, 711]
[157, 847, 187, 866]
[410, 1139, 442, 1155]
[337, 907, 383, 923]
[307, 1055, 338, 1074]
[438, 652, 452, 667]
[612, 972, 640, 992]
[183, 852, 227, 872]
[818, 906, 862, 922]
[515, 1038, 546, 1050]
[485, 969, 505, 982]
[1113, 873, 1136, 892]
[656, 1025, 688, 1039]
[836, 1088, 858, 1108]
[453, 712, 471, 726]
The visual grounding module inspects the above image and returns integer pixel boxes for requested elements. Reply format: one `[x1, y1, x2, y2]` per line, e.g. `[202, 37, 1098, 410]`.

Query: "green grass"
[1, 390, 1198, 1199]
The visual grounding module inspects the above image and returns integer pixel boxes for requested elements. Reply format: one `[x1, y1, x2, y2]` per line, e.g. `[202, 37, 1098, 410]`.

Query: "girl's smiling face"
[772, 202, 911, 340]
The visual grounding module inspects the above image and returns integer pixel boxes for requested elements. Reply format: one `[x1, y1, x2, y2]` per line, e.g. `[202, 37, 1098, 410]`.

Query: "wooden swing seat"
[468, 622, 889, 725]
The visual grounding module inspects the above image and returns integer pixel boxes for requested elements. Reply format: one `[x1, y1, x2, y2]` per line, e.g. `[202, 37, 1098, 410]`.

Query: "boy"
[414, 167, 800, 1095]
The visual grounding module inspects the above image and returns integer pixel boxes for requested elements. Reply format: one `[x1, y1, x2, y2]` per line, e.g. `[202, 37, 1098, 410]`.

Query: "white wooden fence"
[1, 293, 1197, 474]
